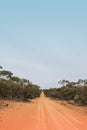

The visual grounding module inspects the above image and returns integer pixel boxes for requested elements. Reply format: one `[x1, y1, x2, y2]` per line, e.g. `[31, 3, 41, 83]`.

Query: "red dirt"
[0, 92, 87, 130]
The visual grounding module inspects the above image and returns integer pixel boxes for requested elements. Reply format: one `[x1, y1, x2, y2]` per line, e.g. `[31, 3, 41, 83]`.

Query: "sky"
[0, 0, 87, 89]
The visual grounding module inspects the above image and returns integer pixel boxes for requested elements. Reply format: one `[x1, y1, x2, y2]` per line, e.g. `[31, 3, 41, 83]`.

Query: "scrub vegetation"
[44, 79, 87, 105]
[0, 66, 41, 101]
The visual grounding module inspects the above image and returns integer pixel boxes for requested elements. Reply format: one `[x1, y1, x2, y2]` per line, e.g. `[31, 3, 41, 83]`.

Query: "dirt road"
[0, 92, 87, 130]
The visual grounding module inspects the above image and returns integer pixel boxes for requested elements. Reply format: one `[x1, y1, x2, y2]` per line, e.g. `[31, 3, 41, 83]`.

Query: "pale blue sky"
[0, 0, 87, 88]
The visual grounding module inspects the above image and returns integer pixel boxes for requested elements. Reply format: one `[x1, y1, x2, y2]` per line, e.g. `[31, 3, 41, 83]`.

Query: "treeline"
[44, 79, 87, 105]
[0, 66, 41, 101]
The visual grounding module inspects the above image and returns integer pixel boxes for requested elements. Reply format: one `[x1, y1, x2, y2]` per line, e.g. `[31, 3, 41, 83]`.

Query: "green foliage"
[44, 79, 87, 105]
[74, 95, 80, 103]
[0, 66, 41, 101]
[0, 66, 3, 69]
[11, 76, 21, 83]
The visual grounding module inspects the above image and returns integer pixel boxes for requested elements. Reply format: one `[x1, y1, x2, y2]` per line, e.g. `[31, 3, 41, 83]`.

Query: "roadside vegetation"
[44, 80, 87, 105]
[0, 66, 41, 101]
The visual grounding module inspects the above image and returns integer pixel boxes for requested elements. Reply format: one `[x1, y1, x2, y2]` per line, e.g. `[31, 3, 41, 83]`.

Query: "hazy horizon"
[0, 0, 87, 89]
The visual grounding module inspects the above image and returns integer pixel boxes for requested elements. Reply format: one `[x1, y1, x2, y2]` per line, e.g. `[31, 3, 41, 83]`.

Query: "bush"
[74, 95, 80, 103]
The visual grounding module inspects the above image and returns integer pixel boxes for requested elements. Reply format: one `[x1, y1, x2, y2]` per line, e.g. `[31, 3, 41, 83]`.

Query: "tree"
[0, 66, 3, 69]
[0, 66, 41, 100]
[58, 80, 69, 87]
[77, 79, 84, 87]
[0, 66, 3, 79]
[22, 78, 31, 86]
[11, 76, 21, 83]
[0, 70, 13, 80]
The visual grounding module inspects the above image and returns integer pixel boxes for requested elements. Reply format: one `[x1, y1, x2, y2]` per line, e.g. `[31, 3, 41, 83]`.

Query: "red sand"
[0, 92, 87, 130]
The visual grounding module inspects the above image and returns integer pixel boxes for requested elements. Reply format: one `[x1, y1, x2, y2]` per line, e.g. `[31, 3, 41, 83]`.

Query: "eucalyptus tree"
[77, 79, 84, 87]
[11, 76, 21, 84]
[0, 66, 3, 69]
[22, 78, 31, 86]
[0, 66, 41, 100]
[83, 79, 87, 86]
[0, 70, 13, 80]
[0, 66, 3, 79]
[58, 80, 69, 87]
